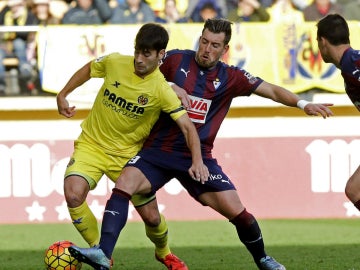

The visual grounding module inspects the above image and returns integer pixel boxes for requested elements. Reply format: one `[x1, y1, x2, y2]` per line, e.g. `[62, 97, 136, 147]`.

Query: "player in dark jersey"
[70, 18, 334, 270]
[317, 14, 360, 214]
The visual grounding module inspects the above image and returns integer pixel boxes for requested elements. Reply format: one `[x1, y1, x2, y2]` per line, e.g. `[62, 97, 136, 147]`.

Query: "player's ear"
[318, 36, 326, 44]
[158, 49, 166, 59]
[222, 44, 229, 57]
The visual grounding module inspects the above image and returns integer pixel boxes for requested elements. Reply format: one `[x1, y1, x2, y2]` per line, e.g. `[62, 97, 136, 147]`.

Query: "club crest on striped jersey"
[213, 78, 221, 89]
[187, 95, 211, 123]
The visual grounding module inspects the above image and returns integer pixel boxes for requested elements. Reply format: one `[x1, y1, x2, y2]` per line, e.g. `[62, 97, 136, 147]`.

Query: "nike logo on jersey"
[104, 210, 120, 216]
[181, 68, 190, 77]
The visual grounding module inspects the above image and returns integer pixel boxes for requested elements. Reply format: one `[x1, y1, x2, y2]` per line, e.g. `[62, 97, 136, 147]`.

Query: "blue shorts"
[125, 149, 236, 204]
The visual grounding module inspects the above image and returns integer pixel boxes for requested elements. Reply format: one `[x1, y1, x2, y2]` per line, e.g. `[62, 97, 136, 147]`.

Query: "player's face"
[134, 48, 164, 78]
[317, 36, 330, 63]
[195, 29, 229, 69]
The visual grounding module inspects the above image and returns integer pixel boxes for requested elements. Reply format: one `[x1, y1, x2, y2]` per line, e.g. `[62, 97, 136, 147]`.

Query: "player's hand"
[188, 162, 209, 184]
[56, 94, 76, 118]
[172, 84, 191, 110]
[304, 103, 334, 119]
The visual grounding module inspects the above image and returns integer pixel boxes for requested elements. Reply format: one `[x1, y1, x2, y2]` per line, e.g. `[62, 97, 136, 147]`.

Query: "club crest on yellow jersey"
[138, 94, 149, 105]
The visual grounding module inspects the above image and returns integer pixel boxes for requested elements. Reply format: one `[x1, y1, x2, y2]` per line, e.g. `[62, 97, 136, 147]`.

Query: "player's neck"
[334, 44, 350, 68]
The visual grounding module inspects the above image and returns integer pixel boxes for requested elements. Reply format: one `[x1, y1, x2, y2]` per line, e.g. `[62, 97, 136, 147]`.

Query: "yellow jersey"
[79, 52, 185, 157]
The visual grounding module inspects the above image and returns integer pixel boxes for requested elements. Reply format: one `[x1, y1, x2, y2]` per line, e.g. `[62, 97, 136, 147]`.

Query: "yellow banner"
[37, 22, 360, 98]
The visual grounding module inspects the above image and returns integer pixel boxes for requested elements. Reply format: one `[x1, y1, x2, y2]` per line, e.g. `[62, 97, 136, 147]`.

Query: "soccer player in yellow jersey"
[56, 23, 209, 270]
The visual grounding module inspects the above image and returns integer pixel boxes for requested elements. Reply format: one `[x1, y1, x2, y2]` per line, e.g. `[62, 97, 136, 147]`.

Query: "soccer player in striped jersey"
[58, 23, 208, 270]
[70, 19, 333, 270]
[317, 14, 360, 214]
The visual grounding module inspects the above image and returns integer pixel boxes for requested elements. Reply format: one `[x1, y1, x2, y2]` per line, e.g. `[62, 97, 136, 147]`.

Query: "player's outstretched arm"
[56, 61, 92, 118]
[175, 114, 209, 184]
[254, 81, 334, 118]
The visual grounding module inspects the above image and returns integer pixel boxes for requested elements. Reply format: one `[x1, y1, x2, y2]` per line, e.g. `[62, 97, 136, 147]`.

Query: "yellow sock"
[145, 214, 171, 259]
[68, 201, 99, 247]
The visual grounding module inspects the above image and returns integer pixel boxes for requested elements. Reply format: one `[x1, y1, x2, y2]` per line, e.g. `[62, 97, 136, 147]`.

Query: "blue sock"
[99, 188, 131, 258]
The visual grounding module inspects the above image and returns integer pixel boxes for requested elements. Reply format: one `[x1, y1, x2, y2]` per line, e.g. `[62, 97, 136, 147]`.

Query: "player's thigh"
[199, 190, 245, 220]
[193, 158, 245, 219]
[115, 167, 156, 218]
[125, 157, 171, 207]
[115, 166, 152, 194]
[65, 142, 109, 190]
[348, 165, 360, 186]
[346, 165, 360, 200]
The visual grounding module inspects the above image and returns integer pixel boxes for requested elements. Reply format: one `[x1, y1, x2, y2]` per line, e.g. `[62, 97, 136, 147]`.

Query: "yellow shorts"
[65, 140, 155, 207]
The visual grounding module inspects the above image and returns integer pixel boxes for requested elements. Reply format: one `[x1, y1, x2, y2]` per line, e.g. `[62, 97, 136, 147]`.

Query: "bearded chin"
[195, 56, 211, 68]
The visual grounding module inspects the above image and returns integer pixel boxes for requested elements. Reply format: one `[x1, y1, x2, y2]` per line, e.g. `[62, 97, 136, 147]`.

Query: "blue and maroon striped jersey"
[340, 48, 360, 111]
[143, 49, 263, 158]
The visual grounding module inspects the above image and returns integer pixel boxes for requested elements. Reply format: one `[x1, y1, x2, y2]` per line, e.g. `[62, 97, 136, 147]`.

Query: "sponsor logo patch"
[187, 95, 211, 124]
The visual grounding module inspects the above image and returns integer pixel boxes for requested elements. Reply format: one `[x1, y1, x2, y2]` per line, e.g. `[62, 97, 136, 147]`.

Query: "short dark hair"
[317, 14, 350, 45]
[202, 18, 232, 45]
[135, 23, 169, 52]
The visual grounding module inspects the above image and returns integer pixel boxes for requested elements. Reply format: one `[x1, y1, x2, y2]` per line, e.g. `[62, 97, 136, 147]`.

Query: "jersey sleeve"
[90, 54, 111, 78]
[229, 67, 264, 97]
[159, 49, 181, 81]
[158, 78, 186, 121]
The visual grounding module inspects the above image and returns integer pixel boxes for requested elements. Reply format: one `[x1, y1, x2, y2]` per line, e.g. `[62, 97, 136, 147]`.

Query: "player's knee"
[143, 215, 161, 227]
[345, 177, 356, 201]
[64, 181, 88, 208]
[64, 191, 86, 208]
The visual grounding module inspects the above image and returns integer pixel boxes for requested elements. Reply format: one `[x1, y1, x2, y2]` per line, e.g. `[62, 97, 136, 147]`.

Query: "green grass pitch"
[1, 219, 359, 270]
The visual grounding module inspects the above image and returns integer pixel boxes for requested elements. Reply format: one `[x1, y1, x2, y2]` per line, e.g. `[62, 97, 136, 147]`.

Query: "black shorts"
[125, 149, 236, 203]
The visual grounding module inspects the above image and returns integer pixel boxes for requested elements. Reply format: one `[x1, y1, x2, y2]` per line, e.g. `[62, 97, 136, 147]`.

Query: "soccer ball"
[44, 240, 82, 270]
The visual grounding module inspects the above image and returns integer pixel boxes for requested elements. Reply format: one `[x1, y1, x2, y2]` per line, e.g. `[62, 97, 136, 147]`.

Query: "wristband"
[297, 100, 310, 110]
[168, 82, 175, 86]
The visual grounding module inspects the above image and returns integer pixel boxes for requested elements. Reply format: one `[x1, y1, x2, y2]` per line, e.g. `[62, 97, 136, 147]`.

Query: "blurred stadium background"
[1, 22, 360, 226]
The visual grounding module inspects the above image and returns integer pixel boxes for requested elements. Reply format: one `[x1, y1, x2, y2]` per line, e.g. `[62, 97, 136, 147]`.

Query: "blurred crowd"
[0, 0, 359, 96]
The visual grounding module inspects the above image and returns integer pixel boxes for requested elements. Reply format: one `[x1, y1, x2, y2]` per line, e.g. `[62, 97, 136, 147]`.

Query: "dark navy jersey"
[340, 48, 360, 111]
[143, 49, 263, 158]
